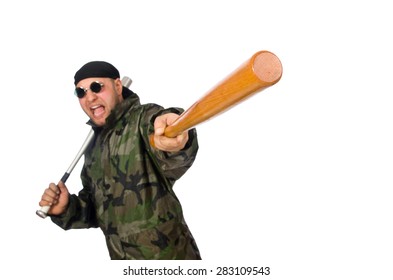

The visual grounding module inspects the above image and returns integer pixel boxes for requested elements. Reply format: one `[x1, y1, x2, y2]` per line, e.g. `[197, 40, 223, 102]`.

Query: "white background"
[1, 0, 392, 279]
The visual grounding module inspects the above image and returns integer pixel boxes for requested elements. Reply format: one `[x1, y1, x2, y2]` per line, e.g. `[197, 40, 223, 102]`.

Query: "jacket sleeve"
[50, 167, 99, 230]
[141, 104, 199, 183]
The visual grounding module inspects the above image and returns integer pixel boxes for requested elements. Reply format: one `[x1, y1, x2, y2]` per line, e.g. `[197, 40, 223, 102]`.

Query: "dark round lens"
[75, 88, 86, 98]
[90, 82, 102, 93]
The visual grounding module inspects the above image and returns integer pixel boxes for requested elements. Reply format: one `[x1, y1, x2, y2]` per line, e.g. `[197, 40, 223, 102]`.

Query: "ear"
[114, 78, 123, 98]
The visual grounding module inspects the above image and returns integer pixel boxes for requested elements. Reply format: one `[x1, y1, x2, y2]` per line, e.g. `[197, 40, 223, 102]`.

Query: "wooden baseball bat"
[151, 50, 282, 145]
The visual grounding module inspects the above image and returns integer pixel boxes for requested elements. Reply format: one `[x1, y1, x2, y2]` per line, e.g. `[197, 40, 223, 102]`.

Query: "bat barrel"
[164, 50, 282, 137]
[253, 50, 283, 84]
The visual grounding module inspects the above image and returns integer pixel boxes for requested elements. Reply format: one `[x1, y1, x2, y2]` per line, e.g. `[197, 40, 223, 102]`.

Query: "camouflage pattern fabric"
[51, 92, 201, 260]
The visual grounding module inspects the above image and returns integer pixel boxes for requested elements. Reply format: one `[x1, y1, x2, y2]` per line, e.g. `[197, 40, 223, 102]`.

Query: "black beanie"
[74, 61, 120, 85]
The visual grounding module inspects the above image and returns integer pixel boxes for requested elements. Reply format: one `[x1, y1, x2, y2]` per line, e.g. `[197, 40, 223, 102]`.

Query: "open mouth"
[91, 105, 105, 117]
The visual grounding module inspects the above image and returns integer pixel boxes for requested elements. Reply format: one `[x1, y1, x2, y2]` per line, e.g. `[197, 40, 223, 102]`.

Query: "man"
[38, 61, 201, 260]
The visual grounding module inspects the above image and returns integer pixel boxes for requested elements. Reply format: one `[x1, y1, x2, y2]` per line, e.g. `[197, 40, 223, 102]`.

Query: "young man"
[38, 61, 201, 260]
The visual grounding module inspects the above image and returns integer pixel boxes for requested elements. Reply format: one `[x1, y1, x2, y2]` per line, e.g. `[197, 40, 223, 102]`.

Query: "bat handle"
[36, 76, 133, 219]
[35, 171, 70, 218]
[35, 130, 93, 219]
[36, 206, 51, 218]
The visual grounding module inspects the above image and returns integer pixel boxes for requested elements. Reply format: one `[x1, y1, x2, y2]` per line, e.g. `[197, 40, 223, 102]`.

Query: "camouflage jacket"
[51, 90, 201, 260]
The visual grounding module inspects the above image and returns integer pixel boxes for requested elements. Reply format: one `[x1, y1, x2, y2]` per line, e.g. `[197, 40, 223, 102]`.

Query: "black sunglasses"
[74, 81, 104, 98]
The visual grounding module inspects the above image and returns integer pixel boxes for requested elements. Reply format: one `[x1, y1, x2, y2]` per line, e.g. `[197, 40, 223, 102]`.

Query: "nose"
[85, 90, 97, 102]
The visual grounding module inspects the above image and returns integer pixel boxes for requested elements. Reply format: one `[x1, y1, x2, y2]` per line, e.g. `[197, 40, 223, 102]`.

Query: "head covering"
[74, 61, 120, 85]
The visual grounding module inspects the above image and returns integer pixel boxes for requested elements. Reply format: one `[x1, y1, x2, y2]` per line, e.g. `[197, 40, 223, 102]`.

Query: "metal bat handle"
[36, 76, 132, 218]
[35, 129, 95, 218]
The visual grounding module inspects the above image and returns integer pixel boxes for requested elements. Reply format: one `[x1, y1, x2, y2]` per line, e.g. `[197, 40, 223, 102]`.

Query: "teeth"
[91, 105, 104, 117]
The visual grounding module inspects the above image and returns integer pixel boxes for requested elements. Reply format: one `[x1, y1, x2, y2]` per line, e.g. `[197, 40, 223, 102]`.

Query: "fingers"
[38, 181, 70, 216]
[152, 113, 188, 152]
[153, 130, 189, 152]
[154, 117, 166, 136]
[154, 113, 179, 136]
[39, 183, 60, 207]
[57, 181, 67, 192]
